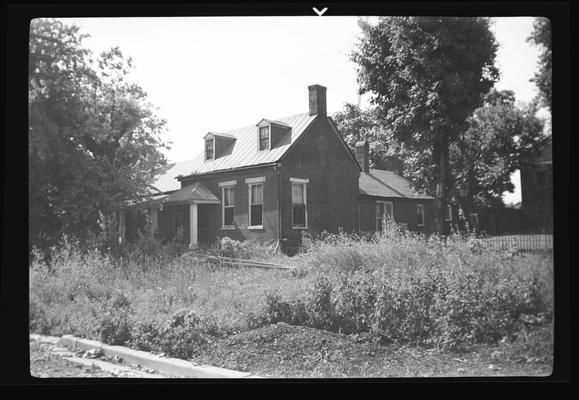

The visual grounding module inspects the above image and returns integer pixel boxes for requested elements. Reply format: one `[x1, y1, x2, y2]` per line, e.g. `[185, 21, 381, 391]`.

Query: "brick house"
[354, 141, 435, 234]
[120, 85, 434, 251]
[520, 138, 553, 231]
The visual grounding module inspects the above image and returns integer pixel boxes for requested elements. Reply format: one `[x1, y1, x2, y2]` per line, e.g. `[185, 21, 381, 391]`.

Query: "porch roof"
[163, 182, 220, 204]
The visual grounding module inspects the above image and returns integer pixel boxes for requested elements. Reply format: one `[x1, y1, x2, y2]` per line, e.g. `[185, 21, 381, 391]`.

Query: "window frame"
[219, 181, 237, 229]
[416, 204, 425, 227]
[246, 177, 265, 229]
[445, 204, 453, 222]
[376, 200, 394, 232]
[258, 125, 271, 151]
[290, 178, 309, 229]
[205, 137, 215, 161]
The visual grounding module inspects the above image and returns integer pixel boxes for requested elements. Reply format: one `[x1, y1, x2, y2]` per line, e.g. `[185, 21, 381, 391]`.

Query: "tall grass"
[275, 223, 553, 349]
[30, 223, 553, 357]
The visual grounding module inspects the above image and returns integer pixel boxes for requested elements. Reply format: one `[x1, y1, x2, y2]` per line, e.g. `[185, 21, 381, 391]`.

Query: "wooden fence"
[483, 234, 553, 251]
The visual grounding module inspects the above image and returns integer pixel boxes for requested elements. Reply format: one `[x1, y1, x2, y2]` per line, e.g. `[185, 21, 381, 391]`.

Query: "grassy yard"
[29, 225, 554, 377]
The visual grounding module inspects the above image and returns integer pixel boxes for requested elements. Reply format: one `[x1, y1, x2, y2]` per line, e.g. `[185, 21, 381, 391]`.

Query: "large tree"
[527, 17, 551, 111]
[352, 17, 499, 233]
[449, 90, 547, 217]
[332, 103, 400, 168]
[29, 19, 169, 251]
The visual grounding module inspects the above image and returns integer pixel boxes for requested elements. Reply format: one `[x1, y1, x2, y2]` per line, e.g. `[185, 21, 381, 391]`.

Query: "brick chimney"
[308, 84, 327, 116]
[355, 141, 369, 172]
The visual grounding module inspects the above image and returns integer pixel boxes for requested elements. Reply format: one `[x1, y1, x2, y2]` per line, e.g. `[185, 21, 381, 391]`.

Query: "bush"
[264, 293, 292, 324]
[260, 223, 554, 349]
[156, 310, 209, 359]
[99, 293, 133, 345]
[212, 236, 278, 260]
[130, 321, 161, 352]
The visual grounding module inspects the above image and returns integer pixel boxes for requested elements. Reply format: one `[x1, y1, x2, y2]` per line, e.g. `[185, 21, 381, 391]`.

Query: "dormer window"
[259, 126, 270, 151]
[256, 119, 291, 151]
[205, 138, 214, 160]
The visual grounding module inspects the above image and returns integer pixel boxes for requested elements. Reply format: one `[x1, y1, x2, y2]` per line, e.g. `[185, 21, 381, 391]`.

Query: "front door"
[376, 201, 393, 232]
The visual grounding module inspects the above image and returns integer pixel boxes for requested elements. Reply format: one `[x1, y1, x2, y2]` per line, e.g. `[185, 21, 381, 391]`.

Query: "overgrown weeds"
[30, 223, 553, 358]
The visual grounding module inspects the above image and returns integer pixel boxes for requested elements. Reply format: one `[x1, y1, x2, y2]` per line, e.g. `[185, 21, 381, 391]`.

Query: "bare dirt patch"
[194, 322, 553, 378]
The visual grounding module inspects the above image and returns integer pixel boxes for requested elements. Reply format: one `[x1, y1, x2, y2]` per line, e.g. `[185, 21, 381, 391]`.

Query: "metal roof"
[152, 112, 316, 193]
[163, 182, 220, 204]
[204, 132, 237, 139]
[360, 169, 433, 200]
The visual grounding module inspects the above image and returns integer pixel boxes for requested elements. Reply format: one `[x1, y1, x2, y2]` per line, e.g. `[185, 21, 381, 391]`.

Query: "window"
[205, 138, 214, 160]
[536, 171, 548, 187]
[259, 126, 270, 151]
[222, 186, 235, 227]
[416, 204, 425, 227]
[291, 178, 308, 228]
[445, 204, 453, 221]
[249, 183, 264, 227]
[376, 201, 393, 232]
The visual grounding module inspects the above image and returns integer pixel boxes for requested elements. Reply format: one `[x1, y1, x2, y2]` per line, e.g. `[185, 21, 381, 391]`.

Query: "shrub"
[98, 292, 134, 345]
[212, 236, 278, 260]
[264, 293, 292, 324]
[258, 223, 554, 349]
[305, 278, 336, 331]
[156, 310, 209, 359]
[130, 321, 161, 352]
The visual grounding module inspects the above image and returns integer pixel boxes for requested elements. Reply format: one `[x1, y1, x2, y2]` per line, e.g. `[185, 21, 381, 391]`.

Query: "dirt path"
[194, 322, 553, 378]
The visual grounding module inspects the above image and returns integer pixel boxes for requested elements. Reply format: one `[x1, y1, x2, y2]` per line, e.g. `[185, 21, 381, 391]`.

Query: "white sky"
[56, 16, 546, 205]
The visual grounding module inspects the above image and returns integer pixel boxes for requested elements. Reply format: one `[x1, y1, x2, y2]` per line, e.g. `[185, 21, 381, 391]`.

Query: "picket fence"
[483, 234, 553, 251]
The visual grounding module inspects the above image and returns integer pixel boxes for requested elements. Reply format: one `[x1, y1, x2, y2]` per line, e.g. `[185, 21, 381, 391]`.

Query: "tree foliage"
[29, 19, 169, 252]
[527, 17, 552, 110]
[450, 90, 547, 214]
[332, 104, 400, 169]
[333, 89, 546, 220]
[351, 17, 499, 233]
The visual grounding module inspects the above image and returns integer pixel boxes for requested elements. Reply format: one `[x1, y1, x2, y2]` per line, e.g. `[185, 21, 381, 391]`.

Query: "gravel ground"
[29, 338, 171, 378]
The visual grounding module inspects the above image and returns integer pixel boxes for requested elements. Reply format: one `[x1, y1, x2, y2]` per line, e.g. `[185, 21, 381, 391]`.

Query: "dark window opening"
[222, 186, 235, 226]
[249, 183, 263, 226]
[206, 139, 214, 160]
[417, 205, 424, 226]
[293, 205, 306, 227]
[292, 182, 307, 228]
[259, 126, 270, 151]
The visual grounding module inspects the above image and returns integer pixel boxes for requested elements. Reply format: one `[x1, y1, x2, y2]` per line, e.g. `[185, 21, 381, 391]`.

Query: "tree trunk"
[433, 133, 449, 235]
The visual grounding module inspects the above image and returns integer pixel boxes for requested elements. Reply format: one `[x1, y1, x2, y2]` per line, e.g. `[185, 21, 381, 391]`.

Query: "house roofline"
[327, 116, 363, 171]
[359, 193, 435, 201]
[177, 162, 278, 181]
[278, 115, 362, 171]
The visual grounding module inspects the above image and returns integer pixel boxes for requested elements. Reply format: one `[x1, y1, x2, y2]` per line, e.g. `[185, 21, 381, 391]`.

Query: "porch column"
[118, 210, 126, 244]
[189, 203, 198, 248]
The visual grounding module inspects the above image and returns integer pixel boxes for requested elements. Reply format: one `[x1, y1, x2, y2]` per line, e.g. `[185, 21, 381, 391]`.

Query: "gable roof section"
[152, 112, 316, 193]
[327, 117, 363, 171]
[163, 182, 220, 204]
[360, 169, 433, 200]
